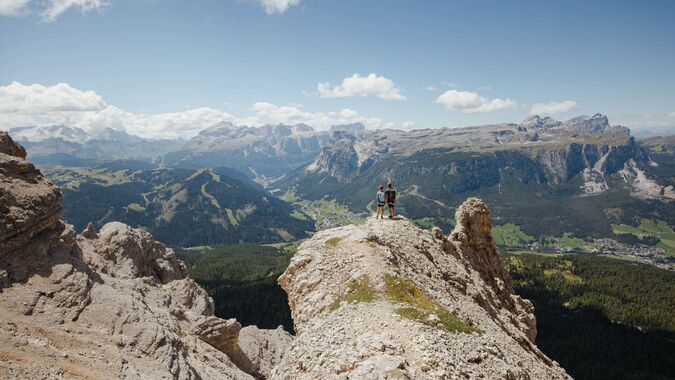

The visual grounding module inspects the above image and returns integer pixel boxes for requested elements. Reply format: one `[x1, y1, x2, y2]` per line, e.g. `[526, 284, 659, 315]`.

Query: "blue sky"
[1, 0, 674, 138]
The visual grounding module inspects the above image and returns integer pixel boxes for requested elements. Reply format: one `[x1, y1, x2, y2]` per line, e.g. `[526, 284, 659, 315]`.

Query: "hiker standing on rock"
[376, 185, 386, 219]
[385, 181, 396, 219]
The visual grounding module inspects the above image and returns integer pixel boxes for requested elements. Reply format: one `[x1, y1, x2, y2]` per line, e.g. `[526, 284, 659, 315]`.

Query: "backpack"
[377, 191, 385, 203]
[387, 188, 396, 202]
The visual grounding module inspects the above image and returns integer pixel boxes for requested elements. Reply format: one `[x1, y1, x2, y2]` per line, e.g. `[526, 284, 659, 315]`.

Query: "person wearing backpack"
[385, 181, 396, 219]
[376, 185, 386, 219]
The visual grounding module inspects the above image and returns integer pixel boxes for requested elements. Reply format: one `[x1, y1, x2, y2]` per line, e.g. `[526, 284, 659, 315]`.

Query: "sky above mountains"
[1, 0, 674, 139]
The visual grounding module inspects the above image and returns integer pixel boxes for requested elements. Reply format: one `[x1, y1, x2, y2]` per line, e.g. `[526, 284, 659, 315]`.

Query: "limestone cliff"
[276, 199, 571, 379]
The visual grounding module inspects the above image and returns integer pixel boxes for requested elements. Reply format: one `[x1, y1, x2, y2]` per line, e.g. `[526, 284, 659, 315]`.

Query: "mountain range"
[5, 113, 675, 246]
[281, 114, 675, 239]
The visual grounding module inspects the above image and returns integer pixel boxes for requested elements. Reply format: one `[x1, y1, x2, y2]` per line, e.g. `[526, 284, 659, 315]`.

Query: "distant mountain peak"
[8, 124, 91, 143]
[564, 113, 610, 132]
[330, 122, 365, 135]
[520, 115, 561, 129]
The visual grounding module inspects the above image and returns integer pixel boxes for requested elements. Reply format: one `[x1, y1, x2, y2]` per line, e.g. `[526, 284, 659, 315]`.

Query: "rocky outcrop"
[311, 131, 361, 180]
[0, 133, 285, 379]
[276, 198, 570, 379]
[239, 326, 294, 379]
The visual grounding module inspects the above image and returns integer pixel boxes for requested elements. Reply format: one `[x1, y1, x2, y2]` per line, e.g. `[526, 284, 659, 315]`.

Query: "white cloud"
[0, 0, 106, 21]
[529, 100, 579, 115]
[339, 108, 359, 118]
[436, 90, 516, 113]
[669, 112, 675, 117]
[0, 0, 31, 16]
[401, 121, 415, 130]
[40, 0, 107, 22]
[0, 82, 233, 139]
[425, 85, 437, 92]
[245, 102, 383, 130]
[317, 73, 406, 101]
[254, 0, 300, 14]
[0, 82, 396, 138]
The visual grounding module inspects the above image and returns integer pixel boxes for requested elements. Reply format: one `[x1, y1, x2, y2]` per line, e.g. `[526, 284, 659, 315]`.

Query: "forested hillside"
[503, 253, 675, 380]
[176, 244, 295, 332]
[44, 166, 314, 246]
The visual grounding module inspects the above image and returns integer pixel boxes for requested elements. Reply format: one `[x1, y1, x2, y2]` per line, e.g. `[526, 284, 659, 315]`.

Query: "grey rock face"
[312, 132, 361, 180]
[0, 131, 27, 158]
[179, 122, 327, 177]
[330, 122, 366, 135]
[239, 326, 294, 379]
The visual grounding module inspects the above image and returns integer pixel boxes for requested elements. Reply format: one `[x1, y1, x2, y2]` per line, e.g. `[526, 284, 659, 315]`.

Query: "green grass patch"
[558, 233, 587, 249]
[290, 210, 308, 220]
[612, 219, 675, 255]
[325, 237, 342, 247]
[492, 223, 535, 247]
[384, 274, 482, 334]
[273, 228, 294, 241]
[412, 217, 435, 231]
[331, 275, 375, 311]
[225, 208, 238, 226]
[127, 202, 145, 212]
[599, 254, 644, 263]
[543, 268, 584, 284]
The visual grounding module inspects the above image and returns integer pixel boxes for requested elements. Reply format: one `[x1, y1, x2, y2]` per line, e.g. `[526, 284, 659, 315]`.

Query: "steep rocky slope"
[0, 131, 285, 379]
[275, 199, 570, 379]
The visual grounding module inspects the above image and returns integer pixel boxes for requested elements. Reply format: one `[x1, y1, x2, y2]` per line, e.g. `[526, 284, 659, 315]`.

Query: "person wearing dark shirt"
[384, 181, 396, 219]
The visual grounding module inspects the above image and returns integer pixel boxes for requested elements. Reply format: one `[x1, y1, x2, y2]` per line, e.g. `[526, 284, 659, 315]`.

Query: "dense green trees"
[177, 244, 295, 332]
[504, 254, 675, 380]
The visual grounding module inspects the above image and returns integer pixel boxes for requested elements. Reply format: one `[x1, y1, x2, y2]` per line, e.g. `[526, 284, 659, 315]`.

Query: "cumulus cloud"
[0, 0, 107, 21]
[0, 0, 31, 16]
[254, 0, 300, 14]
[435, 90, 516, 113]
[317, 73, 406, 101]
[400, 121, 415, 130]
[529, 100, 579, 115]
[0, 81, 394, 138]
[40, 0, 107, 22]
[244, 102, 383, 130]
[0, 82, 233, 139]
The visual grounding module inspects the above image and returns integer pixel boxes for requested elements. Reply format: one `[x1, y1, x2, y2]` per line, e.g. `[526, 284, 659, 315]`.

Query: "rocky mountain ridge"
[9, 114, 642, 180]
[274, 200, 570, 379]
[1, 132, 569, 379]
[303, 113, 636, 182]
